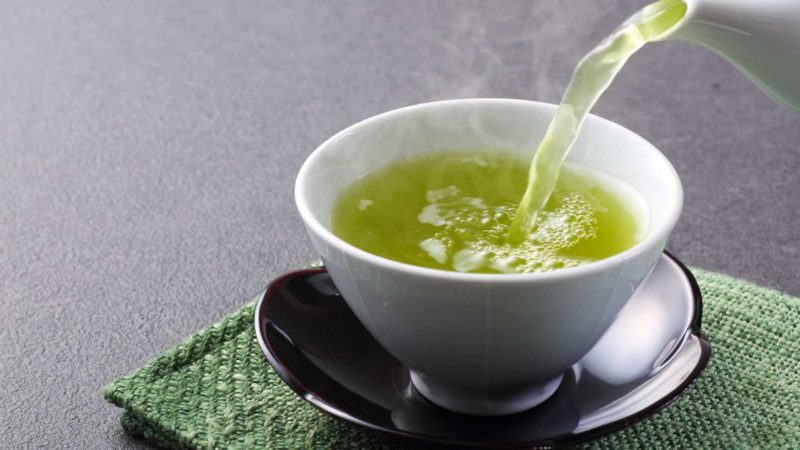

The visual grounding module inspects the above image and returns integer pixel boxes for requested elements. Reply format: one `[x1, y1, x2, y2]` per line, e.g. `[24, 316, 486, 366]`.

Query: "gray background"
[2, 0, 798, 448]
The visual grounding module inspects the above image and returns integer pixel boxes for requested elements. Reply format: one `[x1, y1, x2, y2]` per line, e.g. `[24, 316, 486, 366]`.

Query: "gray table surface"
[2, 0, 798, 448]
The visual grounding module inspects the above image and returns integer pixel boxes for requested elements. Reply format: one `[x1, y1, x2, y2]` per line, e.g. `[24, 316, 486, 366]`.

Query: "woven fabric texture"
[105, 270, 800, 449]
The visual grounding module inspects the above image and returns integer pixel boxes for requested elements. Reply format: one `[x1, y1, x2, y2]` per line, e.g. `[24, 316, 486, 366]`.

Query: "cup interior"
[296, 99, 682, 273]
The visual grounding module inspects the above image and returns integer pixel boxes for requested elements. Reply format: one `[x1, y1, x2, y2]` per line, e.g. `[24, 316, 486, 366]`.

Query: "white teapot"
[658, 0, 800, 112]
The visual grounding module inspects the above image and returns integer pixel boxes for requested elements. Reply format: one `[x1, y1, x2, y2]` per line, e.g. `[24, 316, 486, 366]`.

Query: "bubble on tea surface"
[452, 249, 488, 272]
[419, 238, 448, 265]
[418, 204, 447, 227]
[416, 189, 599, 273]
[426, 185, 460, 203]
[358, 199, 374, 211]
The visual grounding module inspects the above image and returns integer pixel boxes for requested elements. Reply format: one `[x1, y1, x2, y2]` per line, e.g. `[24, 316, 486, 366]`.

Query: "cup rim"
[295, 98, 683, 284]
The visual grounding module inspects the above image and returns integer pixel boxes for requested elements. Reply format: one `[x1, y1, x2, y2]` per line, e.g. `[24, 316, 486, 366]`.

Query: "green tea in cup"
[331, 0, 687, 275]
[332, 151, 647, 274]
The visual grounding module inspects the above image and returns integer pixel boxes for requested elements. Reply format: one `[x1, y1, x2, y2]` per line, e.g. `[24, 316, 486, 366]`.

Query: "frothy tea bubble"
[417, 189, 598, 273]
[331, 151, 647, 274]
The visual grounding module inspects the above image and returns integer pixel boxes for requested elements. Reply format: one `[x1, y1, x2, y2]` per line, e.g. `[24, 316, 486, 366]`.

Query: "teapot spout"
[656, 0, 800, 113]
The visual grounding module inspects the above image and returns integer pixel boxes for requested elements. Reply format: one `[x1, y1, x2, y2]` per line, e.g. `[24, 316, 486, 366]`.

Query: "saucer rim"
[254, 251, 711, 449]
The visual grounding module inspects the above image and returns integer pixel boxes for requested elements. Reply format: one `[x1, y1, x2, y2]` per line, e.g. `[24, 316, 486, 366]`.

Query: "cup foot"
[409, 371, 563, 416]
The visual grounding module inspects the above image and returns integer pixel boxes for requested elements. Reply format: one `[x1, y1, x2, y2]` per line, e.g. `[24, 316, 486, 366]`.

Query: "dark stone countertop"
[2, 0, 797, 448]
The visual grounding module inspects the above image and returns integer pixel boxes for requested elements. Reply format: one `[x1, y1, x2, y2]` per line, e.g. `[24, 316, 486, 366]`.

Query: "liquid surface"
[507, 0, 686, 243]
[332, 152, 646, 274]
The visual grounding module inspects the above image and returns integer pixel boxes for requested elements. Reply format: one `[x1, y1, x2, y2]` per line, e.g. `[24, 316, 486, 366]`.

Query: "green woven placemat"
[105, 269, 800, 449]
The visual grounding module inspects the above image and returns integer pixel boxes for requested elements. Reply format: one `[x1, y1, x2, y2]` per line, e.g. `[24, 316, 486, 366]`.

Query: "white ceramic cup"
[295, 99, 683, 416]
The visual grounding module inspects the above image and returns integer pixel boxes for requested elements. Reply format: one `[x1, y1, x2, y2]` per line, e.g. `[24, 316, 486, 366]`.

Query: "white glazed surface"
[661, 0, 800, 112]
[295, 99, 683, 416]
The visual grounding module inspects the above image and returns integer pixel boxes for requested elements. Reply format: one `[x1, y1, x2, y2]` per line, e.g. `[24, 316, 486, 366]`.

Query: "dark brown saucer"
[255, 252, 710, 448]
